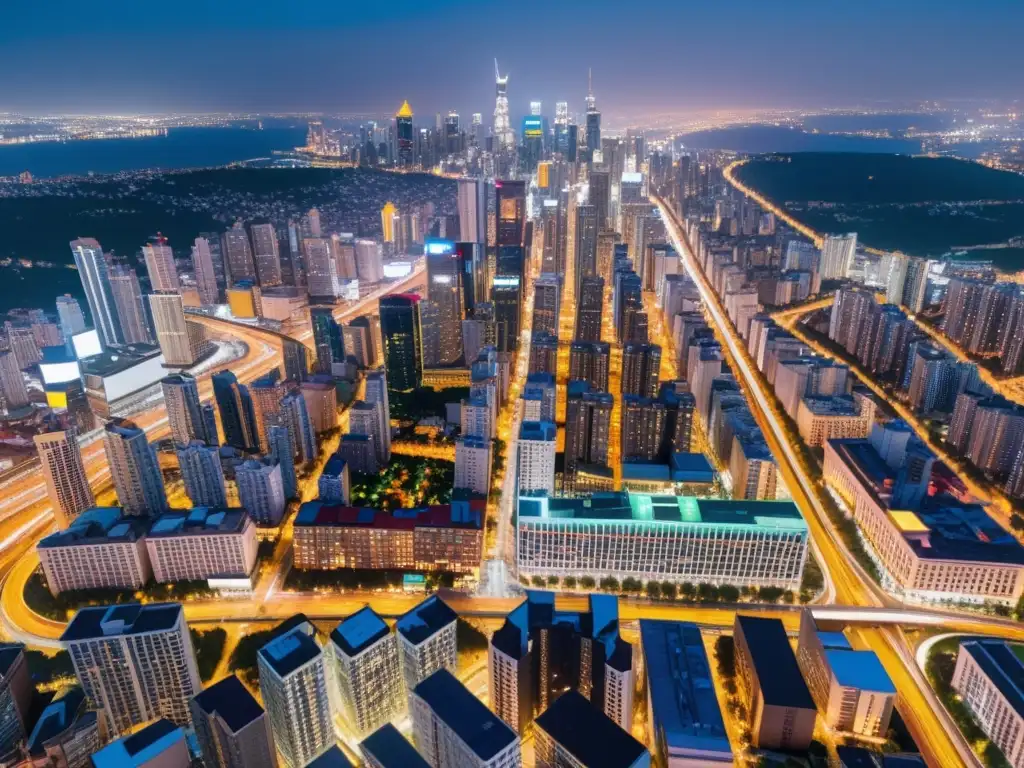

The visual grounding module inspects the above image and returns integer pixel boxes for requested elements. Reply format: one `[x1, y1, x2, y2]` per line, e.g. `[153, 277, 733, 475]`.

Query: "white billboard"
[40, 360, 81, 385]
[102, 353, 167, 403]
[383, 262, 412, 279]
[71, 329, 102, 360]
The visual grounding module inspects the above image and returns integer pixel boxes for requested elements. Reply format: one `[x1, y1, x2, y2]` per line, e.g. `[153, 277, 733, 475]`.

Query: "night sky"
[2, 0, 1021, 118]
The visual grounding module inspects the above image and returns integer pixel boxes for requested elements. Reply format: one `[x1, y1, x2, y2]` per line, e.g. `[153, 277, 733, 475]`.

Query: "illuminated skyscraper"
[554, 101, 570, 155]
[585, 69, 601, 161]
[142, 236, 180, 294]
[223, 221, 257, 284]
[379, 294, 422, 393]
[310, 308, 346, 376]
[532, 274, 561, 337]
[574, 205, 598, 298]
[396, 101, 414, 168]
[457, 178, 487, 243]
[69, 238, 121, 348]
[191, 237, 220, 305]
[444, 111, 461, 155]
[149, 293, 210, 367]
[212, 370, 259, 452]
[495, 180, 526, 246]
[381, 201, 398, 243]
[575, 276, 604, 342]
[425, 240, 464, 365]
[493, 60, 515, 152]
[103, 418, 168, 516]
[35, 428, 94, 529]
[109, 263, 152, 344]
[249, 222, 282, 287]
[161, 373, 213, 446]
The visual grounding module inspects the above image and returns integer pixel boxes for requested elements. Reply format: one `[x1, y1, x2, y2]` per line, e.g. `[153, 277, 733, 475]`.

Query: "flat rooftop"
[396, 595, 457, 646]
[258, 626, 322, 679]
[961, 640, 1024, 717]
[191, 674, 264, 734]
[147, 507, 249, 537]
[518, 492, 806, 532]
[826, 649, 896, 693]
[80, 344, 162, 377]
[640, 620, 731, 760]
[39, 507, 146, 548]
[331, 606, 390, 657]
[413, 669, 517, 761]
[735, 615, 814, 710]
[360, 723, 431, 768]
[296, 500, 483, 531]
[534, 690, 648, 768]
[61, 603, 182, 642]
[91, 719, 182, 767]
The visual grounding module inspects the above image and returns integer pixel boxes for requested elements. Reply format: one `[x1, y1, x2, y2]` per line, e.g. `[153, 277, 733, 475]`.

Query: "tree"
[697, 583, 718, 602]
[546, 575, 559, 587]
[757, 586, 784, 603]
[563, 576, 577, 589]
[599, 576, 620, 592]
[646, 581, 661, 599]
[715, 635, 736, 678]
[718, 584, 740, 603]
[622, 577, 642, 593]
[680, 582, 695, 599]
[581, 576, 596, 590]
[783, 590, 795, 604]
[661, 581, 677, 600]
[531, 575, 546, 587]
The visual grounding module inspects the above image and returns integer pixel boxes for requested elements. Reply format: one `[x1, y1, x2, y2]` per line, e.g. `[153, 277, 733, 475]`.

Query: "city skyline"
[2, 0, 1022, 115]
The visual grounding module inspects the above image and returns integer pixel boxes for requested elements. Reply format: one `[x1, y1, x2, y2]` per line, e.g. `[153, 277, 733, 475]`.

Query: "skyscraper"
[212, 370, 259, 451]
[425, 239, 464, 365]
[364, 370, 391, 462]
[250, 373, 287, 453]
[622, 343, 661, 398]
[142, 236, 180, 293]
[236, 460, 286, 526]
[304, 238, 342, 300]
[258, 620, 333, 768]
[493, 60, 515, 152]
[62, 603, 200, 736]
[190, 674, 277, 768]
[517, 420, 557, 494]
[191, 237, 220, 305]
[565, 382, 614, 482]
[0, 350, 29, 410]
[457, 178, 487, 243]
[589, 170, 611, 230]
[269, 423, 298, 500]
[379, 294, 422, 393]
[280, 389, 318, 465]
[621, 395, 667, 461]
[456, 242, 488, 317]
[569, 341, 611, 392]
[395, 596, 459, 699]
[455, 436, 492, 495]
[310, 307, 346, 376]
[396, 101, 415, 168]
[69, 238, 121, 348]
[532, 274, 561, 337]
[819, 233, 857, 281]
[329, 608, 404, 738]
[574, 205, 598, 298]
[162, 373, 214, 446]
[495, 181, 526, 249]
[109, 263, 152, 344]
[104, 418, 168, 516]
[575, 276, 604, 342]
[223, 221, 257, 284]
[176, 441, 228, 508]
[149, 293, 210, 366]
[585, 68, 601, 162]
[35, 429, 94, 528]
[250, 222, 282, 287]
[55, 294, 87, 350]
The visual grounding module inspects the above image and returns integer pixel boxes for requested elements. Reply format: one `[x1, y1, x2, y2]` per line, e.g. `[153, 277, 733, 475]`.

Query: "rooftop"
[39, 507, 147, 548]
[825, 649, 896, 693]
[331, 606, 390, 657]
[518, 492, 805, 532]
[639, 620, 731, 760]
[534, 690, 648, 768]
[191, 674, 264, 734]
[360, 723, 431, 768]
[322, 454, 348, 477]
[61, 603, 182, 642]
[258, 625, 322, 678]
[147, 507, 249, 537]
[520, 420, 556, 441]
[80, 344, 162, 378]
[92, 719, 183, 767]
[801, 394, 860, 417]
[735, 615, 814, 710]
[296, 500, 483, 531]
[395, 595, 458, 647]
[413, 669, 517, 760]
[304, 746, 355, 768]
[27, 686, 89, 755]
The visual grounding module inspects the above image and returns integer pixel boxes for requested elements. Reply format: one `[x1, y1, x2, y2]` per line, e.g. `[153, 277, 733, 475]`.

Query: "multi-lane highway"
[652, 193, 978, 767]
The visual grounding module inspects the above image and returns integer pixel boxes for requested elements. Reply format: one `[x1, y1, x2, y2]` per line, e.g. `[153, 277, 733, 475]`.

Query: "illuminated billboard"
[40, 360, 81, 386]
[621, 172, 643, 184]
[71, 329, 102, 360]
[424, 239, 454, 256]
[383, 261, 412, 279]
[522, 117, 543, 138]
[492, 276, 520, 288]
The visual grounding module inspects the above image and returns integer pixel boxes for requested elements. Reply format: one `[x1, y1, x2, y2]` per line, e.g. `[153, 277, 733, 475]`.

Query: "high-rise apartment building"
[250, 222, 282, 287]
[258, 620, 333, 768]
[142, 238, 180, 293]
[149, 293, 210, 366]
[517, 421, 557, 494]
[0, 351, 29, 409]
[330, 608, 404, 738]
[564, 382, 613, 486]
[568, 341, 610, 392]
[176, 441, 228, 508]
[104, 418, 168, 516]
[311, 308, 346, 376]
[457, 178, 487, 244]
[62, 603, 200, 735]
[161, 373, 213, 446]
[455, 436, 492, 496]
[213, 370, 259, 451]
[621, 343, 661, 399]
[395, 596, 458, 698]
[109, 263, 152, 344]
[425, 240, 464, 365]
[532, 274, 561, 337]
[819, 233, 857, 281]
[191, 236, 220, 305]
[223, 221, 257, 284]
[236, 460, 286, 526]
[35, 429, 95, 528]
[56, 294, 87, 349]
[575, 276, 604, 342]
[190, 674, 278, 768]
[380, 294, 422, 393]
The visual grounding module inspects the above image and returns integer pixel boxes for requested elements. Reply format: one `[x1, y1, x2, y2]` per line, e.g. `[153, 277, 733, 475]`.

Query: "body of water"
[0, 126, 307, 178]
[678, 125, 922, 155]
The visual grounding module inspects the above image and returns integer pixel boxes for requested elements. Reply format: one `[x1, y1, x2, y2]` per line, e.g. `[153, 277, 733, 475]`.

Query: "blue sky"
[1, 0, 1021, 116]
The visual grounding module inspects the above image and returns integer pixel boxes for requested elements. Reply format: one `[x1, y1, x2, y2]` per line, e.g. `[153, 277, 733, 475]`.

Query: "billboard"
[102, 353, 167, 403]
[424, 239, 454, 256]
[40, 360, 81, 386]
[71, 329, 102, 360]
[383, 262, 412, 279]
[522, 117, 543, 138]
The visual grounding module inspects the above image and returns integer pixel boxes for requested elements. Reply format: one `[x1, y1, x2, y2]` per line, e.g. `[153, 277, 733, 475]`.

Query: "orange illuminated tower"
[381, 201, 397, 243]
[396, 101, 414, 167]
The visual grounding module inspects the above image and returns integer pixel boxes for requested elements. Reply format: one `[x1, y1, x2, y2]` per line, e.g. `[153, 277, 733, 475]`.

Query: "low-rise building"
[293, 500, 483, 574]
[620, 453, 716, 496]
[37, 507, 150, 596]
[145, 508, 258, 584]
[795, 611, 895, 737]
[952, 639, 1024, 768]
[732, 615, 816, 751]
[517, 493, 806, 589]
[534, 690, 650, 768]
[639, 620, 732, 766]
